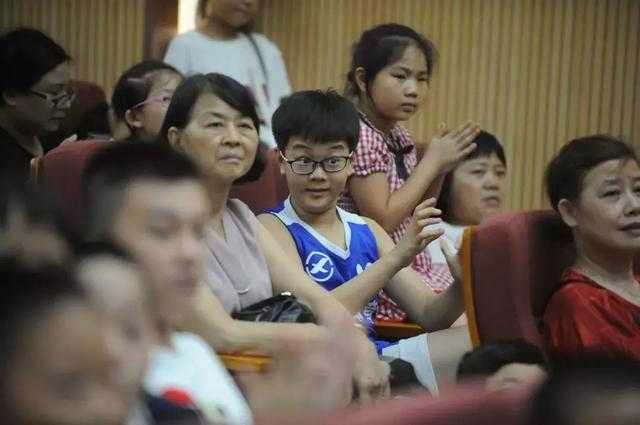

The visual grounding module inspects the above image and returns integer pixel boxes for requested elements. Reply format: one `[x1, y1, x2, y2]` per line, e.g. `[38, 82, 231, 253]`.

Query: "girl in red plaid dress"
[338, 24, 480, 322]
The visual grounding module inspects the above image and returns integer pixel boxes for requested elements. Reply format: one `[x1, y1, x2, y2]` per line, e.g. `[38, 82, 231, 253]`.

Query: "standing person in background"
[338, 23, 480, 322]
[164, 0, 291, 147]
[0, 28, 74, 180]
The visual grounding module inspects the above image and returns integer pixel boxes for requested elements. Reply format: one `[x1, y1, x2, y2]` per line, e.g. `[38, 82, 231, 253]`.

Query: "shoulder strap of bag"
[243, 32, 268, 85]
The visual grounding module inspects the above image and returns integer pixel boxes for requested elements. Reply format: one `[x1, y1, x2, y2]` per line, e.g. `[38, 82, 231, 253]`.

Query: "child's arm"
[349, 121, 480, 233]
[257, 199, 442, 315]
[368, 221, 464, 332]
[255, 221, 391, 400]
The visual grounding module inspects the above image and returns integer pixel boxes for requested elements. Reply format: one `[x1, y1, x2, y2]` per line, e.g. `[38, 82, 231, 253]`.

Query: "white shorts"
[382, 334, 439, 395]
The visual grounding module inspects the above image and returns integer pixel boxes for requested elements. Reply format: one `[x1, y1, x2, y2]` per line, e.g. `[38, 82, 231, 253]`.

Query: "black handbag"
[232, 292, 316, 323]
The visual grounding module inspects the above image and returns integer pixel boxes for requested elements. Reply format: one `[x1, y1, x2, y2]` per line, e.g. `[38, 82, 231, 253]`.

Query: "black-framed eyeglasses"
[280, 151, 352, 175]
[29, 87, 76, 108]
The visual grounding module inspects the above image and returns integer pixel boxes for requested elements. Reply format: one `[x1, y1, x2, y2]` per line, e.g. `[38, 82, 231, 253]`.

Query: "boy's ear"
[278, 150, 287, 175]
[557, 198, 578, 229]
[346, 157, 354, 177]
[124, 108, 144, 130]
[167, 127, 183, 152]
[354, 67, 367, 95]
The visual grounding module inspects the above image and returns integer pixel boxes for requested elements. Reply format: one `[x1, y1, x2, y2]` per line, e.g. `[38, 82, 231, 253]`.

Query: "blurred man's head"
[83, 141, 210, 327]
[530, 355, 640, 425]
[75, 242, 155, 409]
[457, 339, 547, 390]
[0, 257, 128, 425]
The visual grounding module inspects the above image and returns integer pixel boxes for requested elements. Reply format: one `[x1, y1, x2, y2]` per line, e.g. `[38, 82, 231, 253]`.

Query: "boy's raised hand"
[440, 237, 463, 283]
[395, 198, 444, 266]
[424, 121, 481, 174]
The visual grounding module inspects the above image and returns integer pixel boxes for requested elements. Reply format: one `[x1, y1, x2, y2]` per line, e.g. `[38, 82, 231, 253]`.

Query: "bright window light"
[178, 0, 198, 33]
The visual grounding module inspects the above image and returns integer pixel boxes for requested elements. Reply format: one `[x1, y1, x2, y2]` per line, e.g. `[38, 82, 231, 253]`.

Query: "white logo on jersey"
[355, 262, 372, 275]
[305, 251, 335, 282]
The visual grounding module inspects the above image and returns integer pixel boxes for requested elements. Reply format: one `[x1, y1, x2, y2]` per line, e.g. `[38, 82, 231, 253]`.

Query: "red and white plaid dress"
[339, 116, 453, 322]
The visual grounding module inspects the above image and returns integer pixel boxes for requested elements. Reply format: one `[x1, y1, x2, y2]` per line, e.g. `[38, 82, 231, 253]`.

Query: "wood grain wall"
[1, 0, 638, 210]
[256, 0, 640, 211]
[0, 0, 145, 97]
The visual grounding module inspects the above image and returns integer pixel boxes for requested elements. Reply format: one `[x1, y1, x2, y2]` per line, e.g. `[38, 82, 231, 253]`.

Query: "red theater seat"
[256, 383, 531, 425]
[42, 80, 109, 150]
[37, 144, 287, 227]
[461, 210, 576, 351]
[230, 148, 288, 214]
[34, 139, 110, 229]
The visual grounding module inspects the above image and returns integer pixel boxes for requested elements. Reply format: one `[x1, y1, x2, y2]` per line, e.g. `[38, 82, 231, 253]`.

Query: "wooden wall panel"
[0, 0, 145, 97]
[256, 0, 640, 211]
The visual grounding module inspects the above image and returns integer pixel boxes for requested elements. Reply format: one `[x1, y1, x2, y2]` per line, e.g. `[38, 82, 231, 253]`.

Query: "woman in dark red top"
[543, 135, 640, 360]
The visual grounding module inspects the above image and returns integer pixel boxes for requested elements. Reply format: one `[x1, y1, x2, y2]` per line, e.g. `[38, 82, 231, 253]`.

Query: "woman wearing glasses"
[0, 28, 74, 180]
[160, 73, 393, 403]
[110, 60, 183, 142]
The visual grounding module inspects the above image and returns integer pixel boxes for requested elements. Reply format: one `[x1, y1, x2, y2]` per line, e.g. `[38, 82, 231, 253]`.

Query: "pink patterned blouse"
[339, 115, 453, 321]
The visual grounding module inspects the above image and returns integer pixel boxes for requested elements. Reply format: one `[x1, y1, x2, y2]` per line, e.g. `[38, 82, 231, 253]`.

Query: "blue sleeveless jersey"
[267, 198, 381, 336]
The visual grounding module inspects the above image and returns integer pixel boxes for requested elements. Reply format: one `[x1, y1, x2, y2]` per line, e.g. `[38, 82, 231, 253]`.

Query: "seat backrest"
[229, 148, 288, 214]
[39, 139, 110, 229]
[463, 210, 575, 351]
[256, 383, 531, 425]
[41, 80, 108, 150]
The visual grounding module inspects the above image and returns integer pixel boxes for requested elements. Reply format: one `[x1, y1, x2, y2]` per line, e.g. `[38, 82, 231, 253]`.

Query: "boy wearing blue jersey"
[258, 90, 466, 393]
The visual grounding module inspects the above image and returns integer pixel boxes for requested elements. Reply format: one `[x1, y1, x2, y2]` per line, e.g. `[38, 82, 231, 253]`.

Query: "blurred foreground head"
[0, 257, 128, 425]
[0, 178, 71, 268]
[529, 355, 640, 425]
[457, 339, 547, 391]
[83, 141, 209, 328]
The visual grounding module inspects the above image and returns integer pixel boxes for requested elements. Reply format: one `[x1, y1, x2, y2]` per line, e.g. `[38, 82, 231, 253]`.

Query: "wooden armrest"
[461, 226, 481, 348]
[30, 156, 44, 184]
[375, 321, 424, 340]
[218, 353, 271, 372]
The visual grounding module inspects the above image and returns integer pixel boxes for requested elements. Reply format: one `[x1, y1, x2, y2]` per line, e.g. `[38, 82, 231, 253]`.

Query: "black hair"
[0, 257, 83, 415]
[160, 73, 265, 183]
[272, 89, 360, 152]
[456, 339, 546, 382]
[0, 176, 75, 249]
[76, 100, 111, 139]
[345, 23, 438, 99]
[0, 180, 58, 229]
[436, 131, 507, 222]
[82, 139, 202, 241]
[0, 27, 71, 105]
[110, 60, 181, 122]
[545, 135, 637, 212]
[529, 355, 640, 425]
